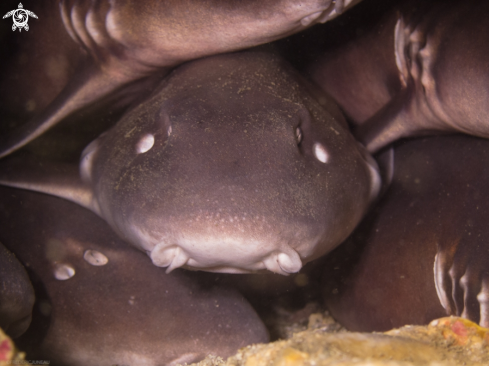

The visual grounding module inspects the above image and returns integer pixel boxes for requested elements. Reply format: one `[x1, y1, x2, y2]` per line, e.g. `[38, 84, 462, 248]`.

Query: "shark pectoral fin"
[0, 61, 125, 159]
[354, 86, 418, 153]
[359, 14, 449, 154]
[355, 14, 433, 154]
[0, 154, 100, 215]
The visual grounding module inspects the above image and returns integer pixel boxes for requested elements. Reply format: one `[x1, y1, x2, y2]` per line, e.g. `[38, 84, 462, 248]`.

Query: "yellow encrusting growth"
[193, 316, 489, 366]
[0, 327, 25, 365]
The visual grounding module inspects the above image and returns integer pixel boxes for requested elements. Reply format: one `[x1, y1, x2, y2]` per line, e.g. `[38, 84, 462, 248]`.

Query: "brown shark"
[307, 0, 489, 153]
[0, 0, 362, 158]
[0, 186, 269, 365]
[321, 135, 489, 331]
[0, 51, 381, 274]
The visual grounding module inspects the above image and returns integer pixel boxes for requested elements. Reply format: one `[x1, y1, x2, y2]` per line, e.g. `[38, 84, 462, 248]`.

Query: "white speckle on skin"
[54, 263, 75, 280]
[136, 134, 155, 154]
[129, 295, 135, 305]
[83, 250, 109, 266]
[330, 126, 340, 135]
[313, 143, 329, 163]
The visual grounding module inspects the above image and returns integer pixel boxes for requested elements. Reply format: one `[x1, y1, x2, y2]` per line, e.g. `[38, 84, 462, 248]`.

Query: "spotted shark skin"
[0, 0, 363, 158]
[0, 52, 381, 275]
[0, 186, 269, 365]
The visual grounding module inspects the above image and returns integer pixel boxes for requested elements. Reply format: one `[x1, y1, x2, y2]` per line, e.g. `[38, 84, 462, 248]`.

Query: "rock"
[0, 327, 25, 365]
[193, 316, 489, 366]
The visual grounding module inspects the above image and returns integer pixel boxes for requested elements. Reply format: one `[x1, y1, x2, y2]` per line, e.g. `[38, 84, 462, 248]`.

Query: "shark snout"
[126, 205, 320, 274]
[150, 239, 303, 275]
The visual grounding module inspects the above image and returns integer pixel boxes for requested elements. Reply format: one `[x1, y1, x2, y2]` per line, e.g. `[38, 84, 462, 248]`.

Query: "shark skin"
[0, 51, 381, 275]
[0, 0, 363, 158]
[0, 186, 269, 366]
[321, 135, 489, 331]
[307, 0, 489, 153]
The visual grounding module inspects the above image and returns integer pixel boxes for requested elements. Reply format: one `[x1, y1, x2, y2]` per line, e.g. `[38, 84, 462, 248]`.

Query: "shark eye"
[295, 127, 303, 145]
[136, 134, 155, 154]
[313, 143, 329, 163]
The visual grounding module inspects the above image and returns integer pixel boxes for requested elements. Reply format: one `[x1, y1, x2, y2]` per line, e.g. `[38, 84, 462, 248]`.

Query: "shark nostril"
[136, 134, 155, 154]
[313, 142, 329, 163]
[151, 244, 176, 267]
[277, 252, 302, 274]
[263, 250, 302, 275]
[150, 244, 189, 273]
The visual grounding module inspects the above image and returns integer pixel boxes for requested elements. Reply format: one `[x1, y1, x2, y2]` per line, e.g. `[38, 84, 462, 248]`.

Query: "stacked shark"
[3, 0, 489, 363]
